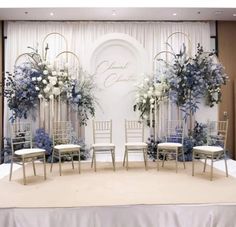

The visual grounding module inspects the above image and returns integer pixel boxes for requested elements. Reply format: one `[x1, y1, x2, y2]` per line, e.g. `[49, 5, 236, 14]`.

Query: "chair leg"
[182, 148, 186, 169]
[126, 148, 129, 171]
[175, 148, 178, 173]
[143, 149, 148, 171]
[78, 150, 81, 174]
[94, 151, 97, 172]
[123, 149, 126, 167]
[50, 149, 55, 172]
[91, 149, 94, 168]
[71, 154, 75, 169]
[162, 153, 165, 167]
[59, 153, 62, 176]
[43, 153, 46, 180]
[22, 157, 26, 185]
[192, 151, 195, 176]
[157, 148, 160, 171]
[9, 156, 14, 181]
[112, 149, 115, 171]
[224, 155, 228, 177]
[203, 157, 207, 172]
[210, 155, 214, 181]
[32, 159, 36, 176]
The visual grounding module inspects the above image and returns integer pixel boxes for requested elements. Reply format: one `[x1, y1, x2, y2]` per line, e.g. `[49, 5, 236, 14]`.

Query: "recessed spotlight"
[112, 10, 116, 16]
[173, 13, 177, 16]
[50, 12, 54, 16]
[233, 13, 236, 17]
[197, 11, 201, 15]
[24, 11, 28, 15]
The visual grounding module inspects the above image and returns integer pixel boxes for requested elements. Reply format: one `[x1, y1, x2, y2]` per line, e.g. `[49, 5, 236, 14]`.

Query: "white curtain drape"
[4, 21, 211, 140]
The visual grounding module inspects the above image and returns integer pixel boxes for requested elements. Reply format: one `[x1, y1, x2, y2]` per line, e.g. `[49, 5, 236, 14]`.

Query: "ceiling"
[0, 7, 236, 21]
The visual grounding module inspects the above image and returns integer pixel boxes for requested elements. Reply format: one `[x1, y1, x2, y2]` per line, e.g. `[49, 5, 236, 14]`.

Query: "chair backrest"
[207, 120, 228, 149]
[165, 120, 184, 144]
[53, 121, 72, 146]
[10, 122, 32, 154]
[93, 120, 112, 144]
[125, 120, 144, 143]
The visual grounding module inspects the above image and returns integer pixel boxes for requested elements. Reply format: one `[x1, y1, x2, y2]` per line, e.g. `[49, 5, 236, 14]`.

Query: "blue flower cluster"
[34, 128, 52, 156]
[167, 44, 228, 120]
[4, 64, 40, 121]
[67, 78, 95, 126]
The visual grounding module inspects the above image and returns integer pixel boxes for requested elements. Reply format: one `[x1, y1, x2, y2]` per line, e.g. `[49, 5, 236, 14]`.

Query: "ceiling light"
[112, 10, 116, 16]
[24, 11, 28, 15]
[173, 13, 177, 16]
[50, 12, 54, 16]
[233, 13, 236, 17]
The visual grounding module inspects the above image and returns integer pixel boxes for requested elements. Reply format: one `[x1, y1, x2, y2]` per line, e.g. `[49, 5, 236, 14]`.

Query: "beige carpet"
[0, 161, 236, 207]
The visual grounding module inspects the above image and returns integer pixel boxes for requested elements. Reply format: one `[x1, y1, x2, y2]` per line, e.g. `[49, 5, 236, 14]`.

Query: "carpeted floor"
[0, 160, 236, 208]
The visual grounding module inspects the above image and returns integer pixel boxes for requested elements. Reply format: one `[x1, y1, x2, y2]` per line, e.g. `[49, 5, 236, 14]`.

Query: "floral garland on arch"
[4, 46, 96, 124]
[166, 44, 228, 120]
[133, 76, 169, 123]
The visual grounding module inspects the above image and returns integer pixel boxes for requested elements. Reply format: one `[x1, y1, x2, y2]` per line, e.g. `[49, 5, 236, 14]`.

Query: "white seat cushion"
[92, 143, 115, 148]
[54, 144, 81, 150]
[193, 145, 223, 153]
[158, 142, 182, 149]
[125, 142, 147, 149]
[15, 148, 45, 156]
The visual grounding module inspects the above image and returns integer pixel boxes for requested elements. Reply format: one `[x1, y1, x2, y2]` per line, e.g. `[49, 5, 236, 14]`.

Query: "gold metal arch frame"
[14, 53, 38, 68]
[42, 32, 68, 61]
[166, 31, 192, 57]
[55, 51, 81, 80]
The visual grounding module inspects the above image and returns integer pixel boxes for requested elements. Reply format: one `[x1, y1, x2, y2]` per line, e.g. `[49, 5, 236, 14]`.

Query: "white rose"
[35, 86, 40, 91]
[143, 99, 146, 104]
[38, 94, 43, 99]
[49, 95, 54, 100]
[143, 115, 148, 119]
[43, 70, 48, 75]
[150, 98, 155, 104]
[58, 81, 63, 86]
[149, 87, 154, 91]
[147, 90, 152, 97]
[63, 72, 68, 77]
[143, 94, 148, 98]
[53, 87, 61, 96]
[32, 77, 36, 81]
[11, 94, 15, 98]
[52, 71, 57, 76]
[150, 104, 154, 109]
[38, 62, 42, 66]
[44, 86, 50, 93]
[42, 79, 47, 84]
[37, 76, 42, 81]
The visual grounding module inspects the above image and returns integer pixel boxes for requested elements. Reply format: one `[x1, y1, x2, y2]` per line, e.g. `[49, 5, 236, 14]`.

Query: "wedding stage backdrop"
[4, 21, 216, 161]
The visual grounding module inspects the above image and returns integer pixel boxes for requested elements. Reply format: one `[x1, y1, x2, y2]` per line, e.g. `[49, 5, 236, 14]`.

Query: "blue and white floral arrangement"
[4, 45, 96, 124]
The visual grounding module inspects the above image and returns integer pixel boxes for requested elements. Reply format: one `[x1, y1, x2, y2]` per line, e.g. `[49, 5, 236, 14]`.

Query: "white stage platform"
[0, 160, 236, 227]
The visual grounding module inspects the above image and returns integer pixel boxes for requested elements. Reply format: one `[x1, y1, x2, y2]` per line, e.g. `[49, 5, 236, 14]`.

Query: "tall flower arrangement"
[133, 76, 169, 122]
[4, 46, 96, 124]
[167, 44, 228, 120]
